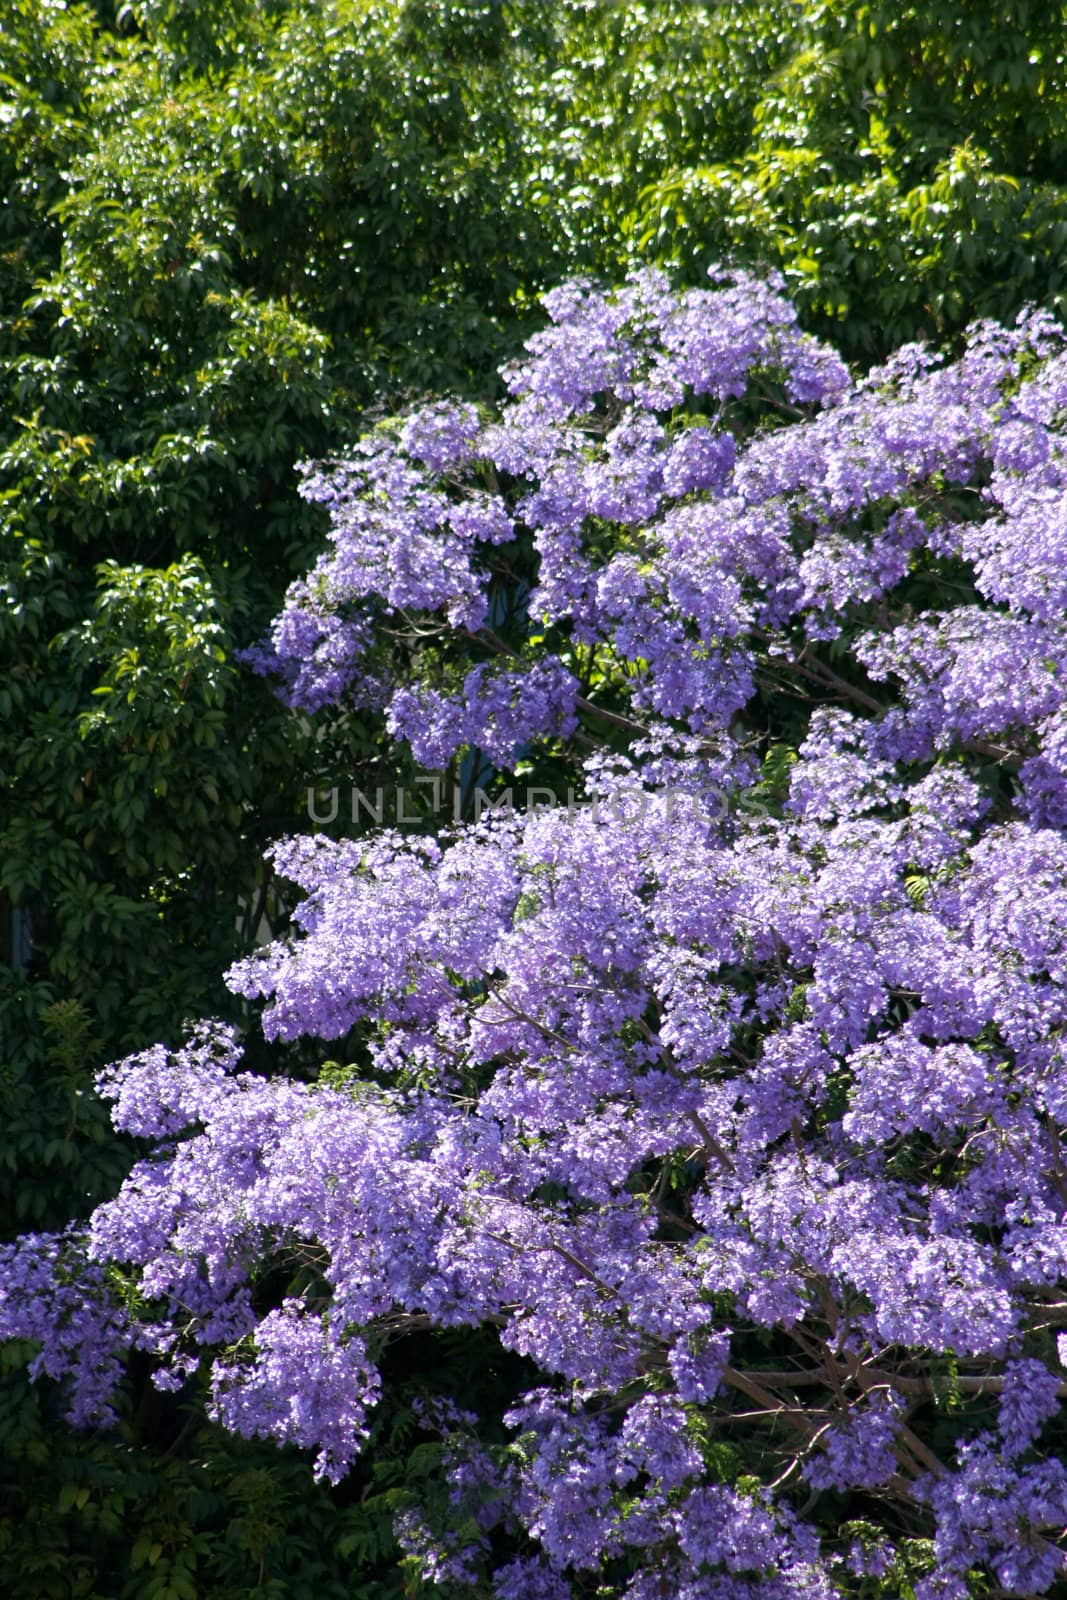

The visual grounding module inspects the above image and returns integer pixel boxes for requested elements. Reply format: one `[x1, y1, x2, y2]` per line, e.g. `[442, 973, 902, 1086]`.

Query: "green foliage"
[0, 1324, 529, 1599]
[538, 0, 798, 254]
[0, 1381, 392, 1600]
[0, 989, 127, 1230]
[632, 0, 1067, 359]
[0, 541, 289, 1057]
[0, 0, 578, 1073]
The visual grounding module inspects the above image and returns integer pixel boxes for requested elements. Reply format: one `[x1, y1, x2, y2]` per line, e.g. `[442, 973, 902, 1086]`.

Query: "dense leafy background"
[4, 0, 1067, 1592]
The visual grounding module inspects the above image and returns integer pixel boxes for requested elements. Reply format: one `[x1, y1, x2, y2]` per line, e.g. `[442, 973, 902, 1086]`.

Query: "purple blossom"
[0, 1230, 131, 1426]
[10, 273, 1067, 1595]
[997, 1358, 1062, 1457]
[210, 1300, 381, 1483]
[803, 1391, 903, 1491]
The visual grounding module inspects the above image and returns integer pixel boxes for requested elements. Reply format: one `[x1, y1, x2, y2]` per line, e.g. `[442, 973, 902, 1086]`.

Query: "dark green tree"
[633, 0, 1067, 358]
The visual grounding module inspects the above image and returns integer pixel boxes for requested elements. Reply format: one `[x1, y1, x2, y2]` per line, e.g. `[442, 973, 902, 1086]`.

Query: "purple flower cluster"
[803, 1391, 902, 1492]
[210, 1300, 380, 1485]
[0, 1229, 131, 1427]
[387, 658, 578, 770]
[10, 271, 1067, 1595]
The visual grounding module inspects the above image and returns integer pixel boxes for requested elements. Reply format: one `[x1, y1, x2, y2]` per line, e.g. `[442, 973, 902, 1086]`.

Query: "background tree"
[633, 0, 1067, 358]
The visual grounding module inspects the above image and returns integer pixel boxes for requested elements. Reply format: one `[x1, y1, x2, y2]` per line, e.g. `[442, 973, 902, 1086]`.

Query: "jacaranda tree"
[7, 271, 1067, 1598]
